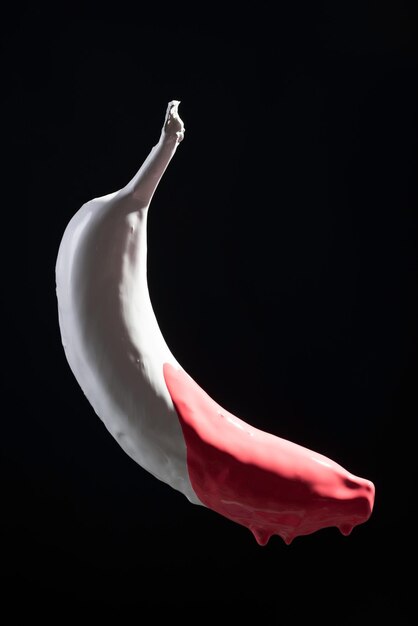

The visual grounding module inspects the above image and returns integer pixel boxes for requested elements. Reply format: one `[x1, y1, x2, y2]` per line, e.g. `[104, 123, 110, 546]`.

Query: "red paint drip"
[163, 363, 375, 545]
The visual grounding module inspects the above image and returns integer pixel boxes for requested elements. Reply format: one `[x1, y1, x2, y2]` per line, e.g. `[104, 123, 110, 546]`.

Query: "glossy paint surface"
[164, 363, 375, 545]
[56, 99, 375, 545]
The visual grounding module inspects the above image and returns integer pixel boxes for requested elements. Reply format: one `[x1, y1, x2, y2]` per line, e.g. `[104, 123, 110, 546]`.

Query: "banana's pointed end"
[163, 100, 185, 143]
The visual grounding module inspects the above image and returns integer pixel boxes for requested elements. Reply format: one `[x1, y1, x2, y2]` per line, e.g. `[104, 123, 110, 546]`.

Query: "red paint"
[163, 363, 375, 545]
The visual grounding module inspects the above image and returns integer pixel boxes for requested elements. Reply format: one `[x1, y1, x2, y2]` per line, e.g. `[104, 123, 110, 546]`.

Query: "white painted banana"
[56, 101, 199, 503]
[56, 101, 374, 545]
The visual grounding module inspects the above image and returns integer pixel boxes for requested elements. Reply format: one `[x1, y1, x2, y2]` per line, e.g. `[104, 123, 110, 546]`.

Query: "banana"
[56, 101, 375, 545]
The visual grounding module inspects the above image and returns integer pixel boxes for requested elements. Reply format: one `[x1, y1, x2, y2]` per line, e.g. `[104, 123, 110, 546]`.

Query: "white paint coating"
[56, 101, 202, 505]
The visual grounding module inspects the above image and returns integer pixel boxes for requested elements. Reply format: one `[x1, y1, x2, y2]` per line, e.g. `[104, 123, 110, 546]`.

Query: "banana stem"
[126, 100, 185, 208]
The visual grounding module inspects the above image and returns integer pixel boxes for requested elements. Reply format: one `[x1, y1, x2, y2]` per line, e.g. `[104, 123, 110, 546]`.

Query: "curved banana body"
[56, 101, 375, 544]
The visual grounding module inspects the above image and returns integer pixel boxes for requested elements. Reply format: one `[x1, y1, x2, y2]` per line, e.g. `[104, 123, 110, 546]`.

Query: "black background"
[3, 2, 418, 621]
